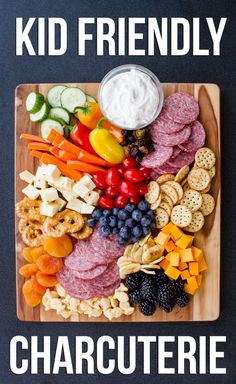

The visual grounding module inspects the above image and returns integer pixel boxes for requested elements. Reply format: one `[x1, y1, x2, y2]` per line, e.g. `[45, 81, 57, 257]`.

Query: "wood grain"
[15, 83, 221, 322]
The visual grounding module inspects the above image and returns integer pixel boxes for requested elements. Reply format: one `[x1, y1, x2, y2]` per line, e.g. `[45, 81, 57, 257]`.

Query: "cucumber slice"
[47, 85, 67, 107]
[40, 119, 64, 142]
[49, 107, 70, 124]
[60, 87, 86, 113]
[26, 92, 44, 113]
[30, 102, 50, 123]
[86, 94, 97, 103]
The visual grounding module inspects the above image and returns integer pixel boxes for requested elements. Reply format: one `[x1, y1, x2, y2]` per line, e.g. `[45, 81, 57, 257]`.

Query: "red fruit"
[98, 196, 115, 209]
[92, 172, 107, 189]
[105, 168, 121, 187]
[116, 164, 125, 176]
[115, 194, 129, 208]
[105, 186, 119, 197]
[129, 195, 141, 205]
[124, 168, 144, 183]
[122, 157, 138, 169]
[136, 181, 148, 195]
[118, 180, 138, 197]
[139, 166, 152, 179]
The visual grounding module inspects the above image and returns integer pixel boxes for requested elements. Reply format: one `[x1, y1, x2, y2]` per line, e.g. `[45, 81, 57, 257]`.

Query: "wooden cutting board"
[15, 83, 221, 322]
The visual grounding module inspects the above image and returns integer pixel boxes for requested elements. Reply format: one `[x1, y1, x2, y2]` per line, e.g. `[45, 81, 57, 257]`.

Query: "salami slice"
[164, 93, 199, 124]
[171, 146, 181, 158]
[179, 120, 206, 152]
[141, 144, 173, 168]
[167, 150, 195, 168]
[150, 125, 191, 147]
[150, 111, 184, 134]
[155, 162, 179, 175]
[92, 228, 126, 259]
[68, 263, 108, 280]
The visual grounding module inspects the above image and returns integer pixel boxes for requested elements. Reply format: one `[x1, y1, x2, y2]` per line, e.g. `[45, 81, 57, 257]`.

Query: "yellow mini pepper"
[89, 118, 125, 164]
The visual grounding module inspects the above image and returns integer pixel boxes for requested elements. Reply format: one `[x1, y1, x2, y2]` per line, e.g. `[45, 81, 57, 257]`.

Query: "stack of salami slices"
[57, 227, 125, 300]
[141, 93, 206, 179]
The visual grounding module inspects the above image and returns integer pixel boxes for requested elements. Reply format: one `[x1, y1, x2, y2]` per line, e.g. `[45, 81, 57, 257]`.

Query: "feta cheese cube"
[40, 201, 60, 217]
[19, 170, 35, 184]
[62, 190, 77, 202]
[83, 191, 99, 205]
[79, 174, 96, 191]
[66, 198, 83, 213]
[55, 198, 66, 211]
[80, 202, 95, 214]
[40, 187, 59, 202]
[44, 164, 61, 179]
[55, 176, 73, 191]
[22, 184, 40, 200]
[34, 179, 48, 189]
[73, 182, 90, 198]
[35, 166, 47, 180]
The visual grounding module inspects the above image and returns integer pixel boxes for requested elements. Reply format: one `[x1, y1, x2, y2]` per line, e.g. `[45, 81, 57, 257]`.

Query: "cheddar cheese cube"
[187, 276, 198, 291]
[169, 252, 180, 267]
[161, 222, 174, 234]
[181, 269, 191, 280]
[175, 234, 194, 249]
[159, 258, 170, 271]
[179, 248, 194, 263]
[165, 254, 171, 261]
[165, 240, 176, 252]
[197, 274, 202, 286]
[154, 231, 170, 246]
[170, 225, 183, 241]
[184, 283, 196, 295]
[179, 261, 188, 271]
[165, 265, 181, 280]
[189, 262, 199, 276]
[191, 246, 203, 262]
[198, 257, 208, 272]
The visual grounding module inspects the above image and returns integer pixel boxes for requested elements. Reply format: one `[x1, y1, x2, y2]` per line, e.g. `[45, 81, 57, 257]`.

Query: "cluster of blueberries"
[87, 200, 156, 244]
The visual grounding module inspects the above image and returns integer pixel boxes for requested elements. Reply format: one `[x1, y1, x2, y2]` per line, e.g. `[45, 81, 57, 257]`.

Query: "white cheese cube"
[22, 184, 40, 200]
[55, 198, 66, 211]
[40, 187, 59, 202]
[83, 191, 99, 205]
[55, 176, 73, 191]
[79, 174, 96, 191]
[80, 202, 95, 214]
[19, 170, 35, 184]
[35, 166, 47, 180]
[62, 190, 77, 202]
[66, 198, 83, 213]
[34, 179, 48, 189]
[44, 164, 61, 179]
[73, 182, 90, 198]
[40, 201, 60, 217]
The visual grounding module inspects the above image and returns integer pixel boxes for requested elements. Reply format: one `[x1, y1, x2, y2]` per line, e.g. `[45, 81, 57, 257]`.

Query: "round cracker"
[208, 166, 216, 179]
[185, 211, 205, 232]
[161, 193, 173, 208]
[200, 183, 211, 193]
[159, 201, 172, 216]
[199, 193, 215, 216]
[188, 168, 211, 191]
[155, 208, 169, 229]
[180, 189, 202, 212]
[156, 174, 175, 184]
[165, 180, 184, 201]
[171, 205, 192, 228]
[195, 147, 216, 170]
[150, 193, 162, 210]
[145, 181, 160, 204]
[175, 165, 190, 183]
[160, 184, 178, 205]
[182, 181, 190, 193]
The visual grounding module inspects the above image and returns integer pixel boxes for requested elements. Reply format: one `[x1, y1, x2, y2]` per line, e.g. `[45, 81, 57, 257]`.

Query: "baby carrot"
[28, 142, 52, 151]
[20, 133, 45, 143]
[67, 160, 106, 173]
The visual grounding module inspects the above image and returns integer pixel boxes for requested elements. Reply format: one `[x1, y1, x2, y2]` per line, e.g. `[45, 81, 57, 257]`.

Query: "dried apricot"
[36, 271, 58, 287]
[30, 245, 45, 262]
[31, 275, 47, 295]
[22, 279, 42, 307]
[23, 247, 34, 263]
[36, 254, 63, 275]
[43, 235, 72, 258]
[19, 263, 38, 278]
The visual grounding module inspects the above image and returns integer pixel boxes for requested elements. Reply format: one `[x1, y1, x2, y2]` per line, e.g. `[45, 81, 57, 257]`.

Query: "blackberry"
[156, 283, 177, 303]
[139, 300, 156, 316]
[152, 270, 169, 287]
[125, 273, 140, 291]
[128, 290, 141, 304]
[175, 292, 190, 308]
[140, 277, 158, 303]
[159, 301, 175, 313]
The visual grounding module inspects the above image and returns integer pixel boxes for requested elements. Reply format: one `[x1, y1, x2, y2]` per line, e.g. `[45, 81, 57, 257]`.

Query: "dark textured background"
[0, 0, 236, 383]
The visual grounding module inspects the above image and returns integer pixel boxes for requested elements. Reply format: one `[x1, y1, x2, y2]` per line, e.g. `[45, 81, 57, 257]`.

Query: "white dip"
[100, 69, 160, 129]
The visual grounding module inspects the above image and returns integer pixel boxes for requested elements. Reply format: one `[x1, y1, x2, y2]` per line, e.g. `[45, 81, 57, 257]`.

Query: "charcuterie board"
[15, 82, 220, 322]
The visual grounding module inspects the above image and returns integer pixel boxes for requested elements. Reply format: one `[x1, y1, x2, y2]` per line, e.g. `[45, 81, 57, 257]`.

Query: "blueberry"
[112, 227, 119, 235]
[125, 203, 135, 213]
[99, 216, 108, 225]
[141, 216, 151, 227]
[146, 210, 155, 219]
[100, 225, 111, 237]
[142, 226, 151, 236]
[118, 220, 125, 229]
[118, 236, 127, 245]
[108, 215, 117, 228]
[92, 208, 102, 220]
[131, 236, 140, 243]
[132, 209, 142, 222]
[125, 218, 135, 228]
[112, 207, 119, 216]
[103, 209, 112, 217]
[119, 226, 131, 239]
[87, 218, 96, 227]
[118, 209, 129, 220]
[132, 225, 143, 237]
[138, 200, 149, 212]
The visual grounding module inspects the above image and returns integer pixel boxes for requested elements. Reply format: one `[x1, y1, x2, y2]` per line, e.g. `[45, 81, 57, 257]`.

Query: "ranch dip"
[99, 67, 162, 130]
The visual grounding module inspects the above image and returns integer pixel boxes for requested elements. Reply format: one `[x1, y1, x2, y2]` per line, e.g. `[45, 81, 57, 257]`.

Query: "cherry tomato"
[124, 168, 144, 183]
[98, 195, 115, 209]
[105, 168, 121, 187]
[115, 194, 129, 208]
[129, 195, 141, 205]
[122, 157, 138, 169]
[92, 172, 107, 189]
[118, 180, 138, 197]
[136, 181, 148, 195]
[105, 186, 119, 197]
[139, 166, 152, 179]
[116, 164, 125, 177]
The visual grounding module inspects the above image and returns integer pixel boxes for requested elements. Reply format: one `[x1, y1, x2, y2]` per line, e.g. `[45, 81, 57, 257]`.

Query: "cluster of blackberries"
[125, 270, 189, 316]
[122, 128, 154, 162]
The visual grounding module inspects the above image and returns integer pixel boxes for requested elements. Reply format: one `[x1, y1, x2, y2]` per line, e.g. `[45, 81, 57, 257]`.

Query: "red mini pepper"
[70, 122, 96, 154]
